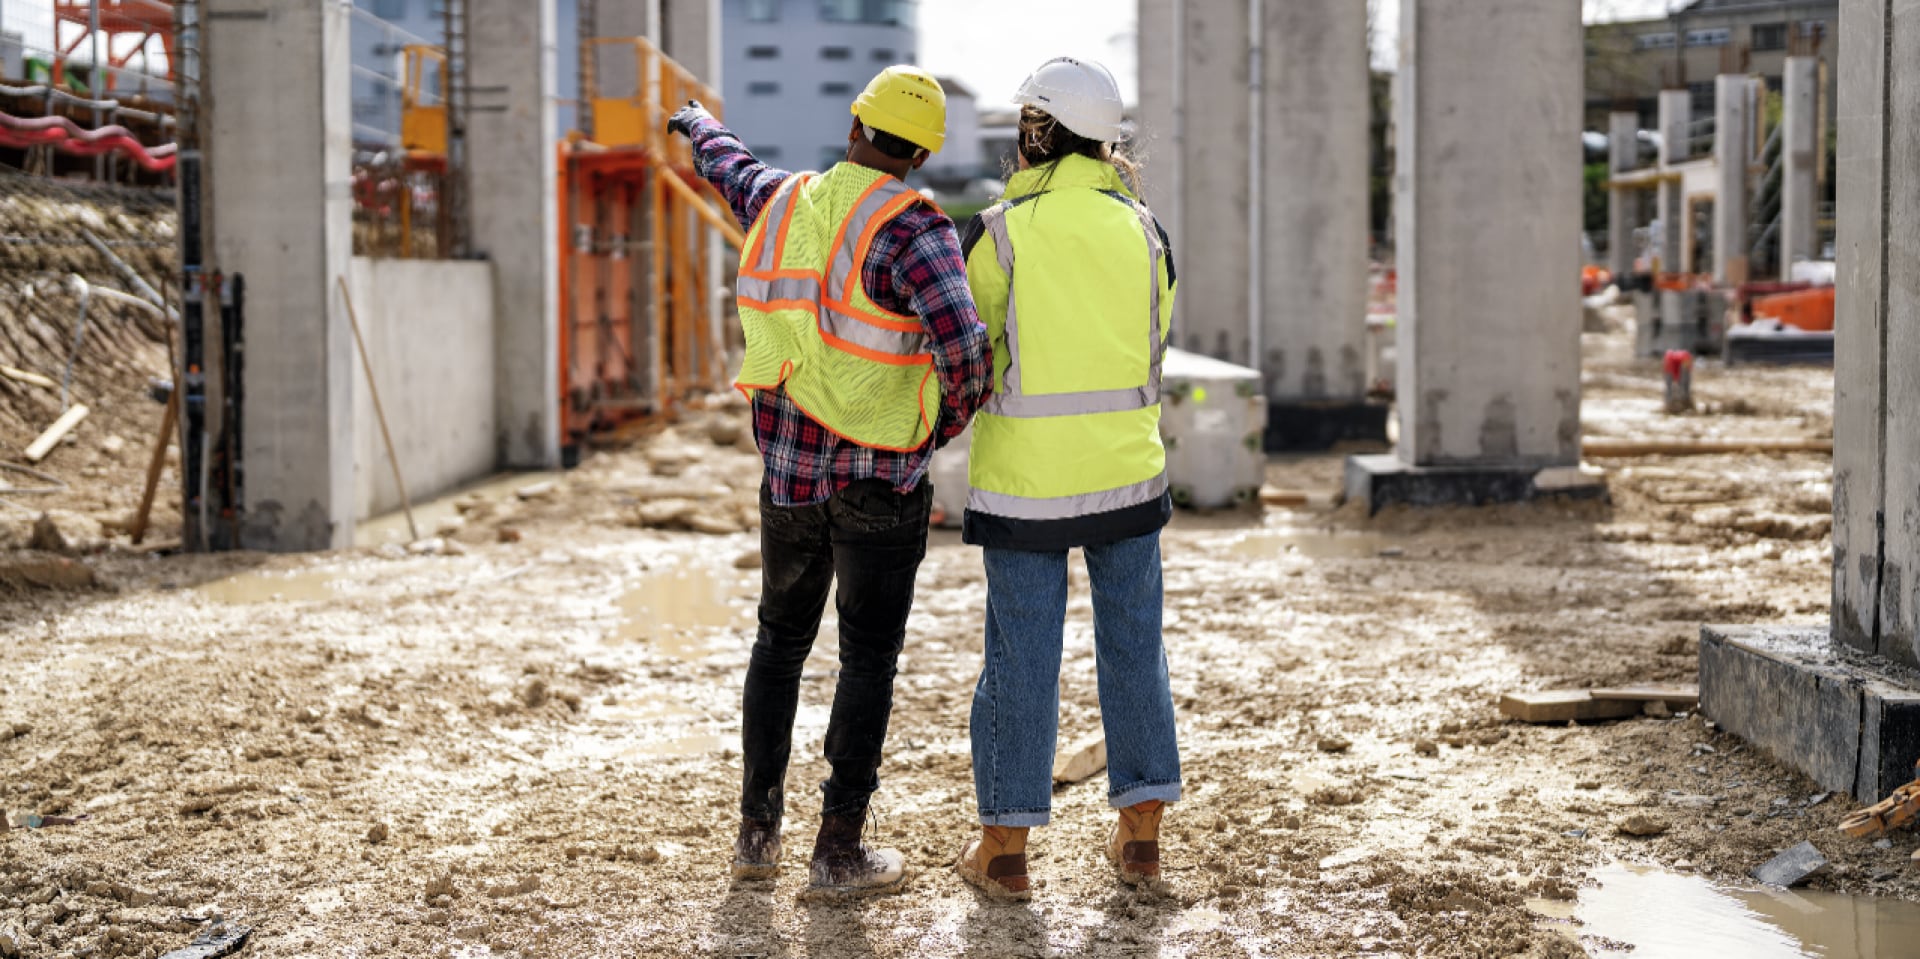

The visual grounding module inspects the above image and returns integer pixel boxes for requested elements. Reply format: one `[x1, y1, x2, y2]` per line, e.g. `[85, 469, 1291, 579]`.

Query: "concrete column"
[1656, 89, 1689, 273]
[1134, 0, 1179, 241]
[205, 0, 354, 552]
[1712, 74, 1753, 285]
[1260, 0, 1370, 410]
[1175, 0, 1251, 364]
[1607, 111, 1637, 278]
[1780, 56, 1819, 280]
[1833, 0, 1920, 670]
[469, 0, 561, 468]
[1347, 0, 1587, 510]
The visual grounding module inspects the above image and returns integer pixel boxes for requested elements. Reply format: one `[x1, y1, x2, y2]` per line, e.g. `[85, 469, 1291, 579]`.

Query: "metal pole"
[90, 0, 101, 179]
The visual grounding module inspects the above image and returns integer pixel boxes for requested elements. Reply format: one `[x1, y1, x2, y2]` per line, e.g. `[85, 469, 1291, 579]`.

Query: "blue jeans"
[970, 530, 1182, 826]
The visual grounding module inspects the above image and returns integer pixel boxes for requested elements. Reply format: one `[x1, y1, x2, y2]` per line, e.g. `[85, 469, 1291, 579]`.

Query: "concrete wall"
[1395, 0, 1582, 469]
[1833, 0, 1920, 670]
[206, 0, 355, 552]
[469, 0, 560, 469]
[346, 258, 497, 520]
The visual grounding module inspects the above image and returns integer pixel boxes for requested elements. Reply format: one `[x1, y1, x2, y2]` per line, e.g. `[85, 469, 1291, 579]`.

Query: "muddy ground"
[4, 277, 1916, 957]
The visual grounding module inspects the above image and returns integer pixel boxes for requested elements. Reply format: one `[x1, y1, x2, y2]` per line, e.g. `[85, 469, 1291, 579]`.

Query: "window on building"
[751, 145, 783, 160]
[872, 48, 896, 62]
[747, 45, 780, 60]
[1688, 80, 1716, 115]
[748, 81, 781, 96]
[1635, 32, 1676, 51]
[821, 46, 852, 61]
[745, 0, 780, 21]
[1751, 23, 1787, 51]
[1684, 27, 1730, 48]
[821, 81, 854, 96]
[370, 0, 406, 19]
[820, 0, 917, 28]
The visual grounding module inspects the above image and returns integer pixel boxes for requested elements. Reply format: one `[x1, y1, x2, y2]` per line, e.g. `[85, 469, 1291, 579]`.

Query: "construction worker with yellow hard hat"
[666, 68, 991, 897]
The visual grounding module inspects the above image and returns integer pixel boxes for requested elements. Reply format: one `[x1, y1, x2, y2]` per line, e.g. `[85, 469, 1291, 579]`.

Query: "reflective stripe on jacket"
[735, 163, 943, 452]
[959, 153, 1177, 551]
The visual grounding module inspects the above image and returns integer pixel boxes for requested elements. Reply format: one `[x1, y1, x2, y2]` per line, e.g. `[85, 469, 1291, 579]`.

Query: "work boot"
[955, 825, 1031, 900]
[807, 812, 907, 897]
[731, 818, 782, 880]
[1106, 800, 1164, 885]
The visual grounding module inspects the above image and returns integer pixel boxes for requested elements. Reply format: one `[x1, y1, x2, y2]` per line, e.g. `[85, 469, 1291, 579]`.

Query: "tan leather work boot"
[955, 825, 1031, 900]
[1106, 800, 1164, 885]
[806, 812, 907, 897]
[731, 818, 781, 880]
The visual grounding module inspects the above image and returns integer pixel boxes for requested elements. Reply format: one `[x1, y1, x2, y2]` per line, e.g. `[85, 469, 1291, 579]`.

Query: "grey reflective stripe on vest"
[749, 175, 805, 275]
[821, 305, 929, 356]
[967, 472, 1168, 521]
[979, 191, 1165, 419]
[824, 177, 915, 304]
[737, 274, 820, 304]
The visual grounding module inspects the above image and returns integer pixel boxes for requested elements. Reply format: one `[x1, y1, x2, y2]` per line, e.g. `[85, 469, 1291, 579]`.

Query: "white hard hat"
[1012, 56, 1131, 143]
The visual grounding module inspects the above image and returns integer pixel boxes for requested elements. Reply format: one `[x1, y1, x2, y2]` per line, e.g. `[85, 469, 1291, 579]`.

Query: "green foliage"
[1584, 162, 1611, 235]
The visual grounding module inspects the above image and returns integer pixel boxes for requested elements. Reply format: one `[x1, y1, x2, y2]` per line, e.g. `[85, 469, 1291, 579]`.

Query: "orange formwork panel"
[558, 36, 742, 457]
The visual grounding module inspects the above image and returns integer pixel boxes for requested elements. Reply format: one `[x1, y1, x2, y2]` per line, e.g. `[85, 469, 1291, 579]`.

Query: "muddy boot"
[807, 812, 907, 897]
[732, 818, 782, 880]
[955, 825, 1031, 900]
[1106, 800, 1164, 885]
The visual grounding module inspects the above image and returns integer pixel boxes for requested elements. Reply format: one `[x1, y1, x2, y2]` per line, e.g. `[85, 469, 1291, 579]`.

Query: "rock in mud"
[521, 678, 550, 710]
[635, 498, 698, 529]
[1414, 738, 1439, 756]
[733, 550, 763, 570]
[0, 553, 96, 590]
[366, 822, 389, 844]
[28, 513, 68, 552]
[1751, 840, 1828, 887]
[1618, 814, 1669, 837]
[423, 874, 457, 899]
[1318, 737, 1353, 753]
[686, 512, 743, 535]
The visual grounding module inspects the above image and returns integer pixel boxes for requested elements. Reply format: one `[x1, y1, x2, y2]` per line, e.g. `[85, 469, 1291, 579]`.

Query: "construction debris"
[1617, 814, 1669, 837]
[1051, 736, 1107, 785]
[156, 923, 252, 959]
[1497, 690, 1643, 723]
[1838, 763, 1920, 838]
[1751, 841, 1830, 888]
[1589, 684, 1699, 710]
[0, 365, 55, 389]
[23, 403, 89, 463]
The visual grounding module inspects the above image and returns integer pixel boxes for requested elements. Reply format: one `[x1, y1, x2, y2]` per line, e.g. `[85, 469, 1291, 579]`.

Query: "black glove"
[666, 100, 712, 139]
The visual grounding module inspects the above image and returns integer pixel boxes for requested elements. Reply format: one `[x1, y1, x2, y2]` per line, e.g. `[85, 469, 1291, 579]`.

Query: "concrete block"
[1394, 0, 1583, 470]
[1159, 349, 1265, 510]
[1699, 625, 1920, 802]
[1344, 453, 1604, 516]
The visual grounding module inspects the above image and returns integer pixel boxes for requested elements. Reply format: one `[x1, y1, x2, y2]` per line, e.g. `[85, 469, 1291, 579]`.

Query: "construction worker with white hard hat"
[951, 56, 1181, 899]
[666, 69, 992, 897]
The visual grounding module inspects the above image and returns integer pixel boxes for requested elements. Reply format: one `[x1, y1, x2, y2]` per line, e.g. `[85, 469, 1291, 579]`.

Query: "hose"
[0, 120, 177, 172]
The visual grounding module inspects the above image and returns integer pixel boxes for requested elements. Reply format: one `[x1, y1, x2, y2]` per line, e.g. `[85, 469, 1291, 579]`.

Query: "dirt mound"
[0, 173, 179, 548]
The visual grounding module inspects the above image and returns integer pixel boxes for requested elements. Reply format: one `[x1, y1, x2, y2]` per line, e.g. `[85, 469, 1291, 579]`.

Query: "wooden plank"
[24, 404, 89, 463]
[0, 365, 57, 389]
[1590, 684, 1700, 708]
[1497, 690, 1644, 723]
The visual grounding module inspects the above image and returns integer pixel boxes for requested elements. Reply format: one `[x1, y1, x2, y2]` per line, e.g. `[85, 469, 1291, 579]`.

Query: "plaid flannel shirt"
[690, 116, 991, 507]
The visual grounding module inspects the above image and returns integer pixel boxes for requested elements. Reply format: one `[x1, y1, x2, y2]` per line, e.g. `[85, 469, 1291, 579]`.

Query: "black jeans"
[740, 478, 931, 822]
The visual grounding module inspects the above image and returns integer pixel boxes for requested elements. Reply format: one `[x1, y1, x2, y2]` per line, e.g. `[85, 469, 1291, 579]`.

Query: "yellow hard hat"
[851, 66, 946, 154]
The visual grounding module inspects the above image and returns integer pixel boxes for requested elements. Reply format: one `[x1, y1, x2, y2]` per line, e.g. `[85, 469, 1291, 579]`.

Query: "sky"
[919, 0, 1687, 106]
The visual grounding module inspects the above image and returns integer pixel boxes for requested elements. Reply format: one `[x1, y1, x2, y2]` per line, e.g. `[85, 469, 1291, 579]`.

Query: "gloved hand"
[666, 100, 712, 139]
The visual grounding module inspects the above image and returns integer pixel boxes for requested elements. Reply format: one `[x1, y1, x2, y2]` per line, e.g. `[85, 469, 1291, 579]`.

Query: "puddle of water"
[1528, 863, 1920, 958]
[198, 569, 343, 604]
[1230, 531, 1394, 561]
[611, 566, 751, 657]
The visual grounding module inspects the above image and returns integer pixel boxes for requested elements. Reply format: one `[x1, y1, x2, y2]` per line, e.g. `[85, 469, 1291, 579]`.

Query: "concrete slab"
[1699, 625, 1920, 802]
[1344, 453, 1605, 515]
[1751, 840, 1830, 888]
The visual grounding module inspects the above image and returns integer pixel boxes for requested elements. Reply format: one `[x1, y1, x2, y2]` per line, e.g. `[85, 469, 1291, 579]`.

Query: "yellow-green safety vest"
[734, 163, 943, 452]
[963, 154, 1176, 525]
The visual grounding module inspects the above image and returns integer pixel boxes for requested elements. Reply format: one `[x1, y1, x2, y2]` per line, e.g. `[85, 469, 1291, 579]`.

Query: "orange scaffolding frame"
[51, 0, 176, 96]
[558, 36, 743, 454]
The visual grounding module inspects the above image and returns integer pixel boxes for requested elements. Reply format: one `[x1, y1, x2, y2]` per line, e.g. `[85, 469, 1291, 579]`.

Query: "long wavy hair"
[1010, 106, 1144, 197]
